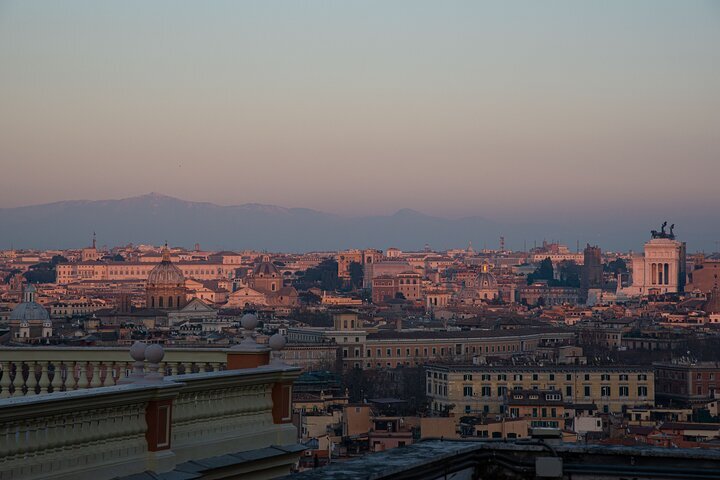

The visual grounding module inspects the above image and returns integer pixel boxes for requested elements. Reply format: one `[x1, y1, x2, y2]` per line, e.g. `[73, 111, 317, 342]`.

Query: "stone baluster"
[90, 362, 102, 388]
[167, 362, 177, 376]
[102, 363, 116, 386]
[26, 362, 39, 395]
[50, 362, 64, 393]
[11, 362, 23, 397]
[77, 361, 90, 389]
[0, 361, 11, 398]
[38, 362, 50, 394]
[66, 362, 78, 390]
[183, 362, 193, 374]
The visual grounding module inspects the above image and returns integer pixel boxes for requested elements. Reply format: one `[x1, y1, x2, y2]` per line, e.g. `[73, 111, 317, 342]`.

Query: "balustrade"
[0, 347, 228, 397]
[0, 363, 301, 480]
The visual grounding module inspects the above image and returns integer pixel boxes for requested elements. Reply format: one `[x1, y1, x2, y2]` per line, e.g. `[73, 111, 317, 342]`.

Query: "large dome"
[147, 247, 185, 286]
[10, 285, 49, 321]
[9, 301, 50, 322]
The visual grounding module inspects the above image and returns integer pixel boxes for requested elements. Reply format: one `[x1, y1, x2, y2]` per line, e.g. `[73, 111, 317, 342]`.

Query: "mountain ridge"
[0, 193, 716, 252]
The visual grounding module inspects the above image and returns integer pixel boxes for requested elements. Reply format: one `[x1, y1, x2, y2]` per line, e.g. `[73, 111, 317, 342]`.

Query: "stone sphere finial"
[144, 344, 165, 382]
[145, 344, 165, 364]
[241, 313, 259, 330]
[130, 341, 147, 361]
[269, 333, 287, 351]
[268, 333, 287, 366]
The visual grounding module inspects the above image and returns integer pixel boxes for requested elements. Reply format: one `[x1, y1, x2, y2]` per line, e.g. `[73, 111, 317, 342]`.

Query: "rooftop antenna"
[500, 236, 505, 253]
[92, 231, 96, 249]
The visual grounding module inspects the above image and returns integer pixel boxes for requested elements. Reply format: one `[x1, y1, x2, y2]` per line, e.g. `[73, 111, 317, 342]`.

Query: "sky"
[1, 1, 719, 223]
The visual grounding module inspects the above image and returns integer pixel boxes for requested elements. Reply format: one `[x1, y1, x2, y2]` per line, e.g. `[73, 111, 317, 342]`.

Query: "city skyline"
[1, 1, 719, 219]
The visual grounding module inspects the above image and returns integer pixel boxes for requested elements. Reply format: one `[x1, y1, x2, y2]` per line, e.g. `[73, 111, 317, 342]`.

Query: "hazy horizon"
[1, 1, 719, 222]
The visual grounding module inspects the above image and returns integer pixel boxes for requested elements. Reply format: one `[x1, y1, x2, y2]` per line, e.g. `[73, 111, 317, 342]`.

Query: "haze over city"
[1, 1, 719, 224]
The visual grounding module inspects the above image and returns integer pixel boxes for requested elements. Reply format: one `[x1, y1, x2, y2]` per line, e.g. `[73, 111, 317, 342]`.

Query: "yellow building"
[426, 364, 654, 415]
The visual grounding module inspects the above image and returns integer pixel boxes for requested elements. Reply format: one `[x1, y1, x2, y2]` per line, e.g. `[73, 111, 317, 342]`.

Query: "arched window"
[151, 297, 155, 308]
[168, 296, 173, 307]
[159, 297, 164, 308]
[271, 283, 276, 291]
[177, 296, 181, 307]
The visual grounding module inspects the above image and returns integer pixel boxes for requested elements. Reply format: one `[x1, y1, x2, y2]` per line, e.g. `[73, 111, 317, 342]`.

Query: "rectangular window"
[463, 386, 473, 397]
[584, 386, 591, 397]
[638, 386, 648, 397]
[619, 386, 629, 397]
[601, 386, 611, 397]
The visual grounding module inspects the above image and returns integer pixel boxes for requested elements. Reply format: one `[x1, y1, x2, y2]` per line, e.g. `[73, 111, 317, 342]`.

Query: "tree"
[348, 262, 364, 290]
[527, 257, 554, 285]
[50, 255, 68, 266]
[557, 260, 581, 287]
[604, 258, 628, 275]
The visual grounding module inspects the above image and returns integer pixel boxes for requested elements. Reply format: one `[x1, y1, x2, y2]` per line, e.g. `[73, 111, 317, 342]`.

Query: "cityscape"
[2, 1, 720, 479]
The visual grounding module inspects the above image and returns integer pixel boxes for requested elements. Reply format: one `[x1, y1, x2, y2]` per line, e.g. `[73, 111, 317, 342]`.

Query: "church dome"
[147, 247, 185, 286]
[253, 258, 280, 277]
[10, 302, 50, 322]
[477, 263, 498, 289]
[10, 285, 49, 322]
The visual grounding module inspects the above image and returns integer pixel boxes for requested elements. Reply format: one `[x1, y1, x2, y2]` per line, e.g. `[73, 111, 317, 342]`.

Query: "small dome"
[10, 301, 50, 322]
[147, 247, 185, 286]
[253, 259, 279, 278]
[477, 264, 497, 289]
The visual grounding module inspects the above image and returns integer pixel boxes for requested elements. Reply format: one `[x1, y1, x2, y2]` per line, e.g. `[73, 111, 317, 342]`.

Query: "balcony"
[0, 335, 305, 479]
[0, 346, 229, 396]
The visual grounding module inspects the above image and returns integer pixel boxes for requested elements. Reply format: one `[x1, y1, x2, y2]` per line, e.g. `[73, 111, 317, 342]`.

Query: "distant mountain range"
[0, 193, 716, 252]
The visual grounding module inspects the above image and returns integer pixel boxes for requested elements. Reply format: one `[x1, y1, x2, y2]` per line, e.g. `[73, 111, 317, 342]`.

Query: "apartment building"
[426, 364, 654, 415]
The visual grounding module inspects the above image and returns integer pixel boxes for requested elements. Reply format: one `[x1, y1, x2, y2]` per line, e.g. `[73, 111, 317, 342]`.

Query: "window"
[481, 386, 491, 397]
[601, 386, 611, 397]
[638, 386, 648, 397]
[497, 374, 507, 381]
[463, 374, 473, 381]
[549, 374, 555, 381]
[584, 374, 590, 381]
[638, 374, 648, 381]
[532, 374, 538, 381]
[566, 386, 572, 397]
[463, 386, 473, 397]
[514, 374, 523, 381]
[566, 374, 572, 381]
[619, 386, 629, 397]
[601, 374, 610, 381]
[584, 386, 591, 397]
[619, 374, 628, 381]
[497, 386, 507, 397]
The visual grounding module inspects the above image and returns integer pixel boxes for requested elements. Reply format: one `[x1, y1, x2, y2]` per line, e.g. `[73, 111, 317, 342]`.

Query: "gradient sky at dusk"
[1, 1, 719, 221]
